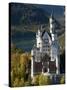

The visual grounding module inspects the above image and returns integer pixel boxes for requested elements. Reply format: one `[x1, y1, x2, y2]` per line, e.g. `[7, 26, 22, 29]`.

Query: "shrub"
[60, 75, 65, 84]
[33, 75, 39, 85]
[39, 74, 51, 85]
[13, 78, 25, 87]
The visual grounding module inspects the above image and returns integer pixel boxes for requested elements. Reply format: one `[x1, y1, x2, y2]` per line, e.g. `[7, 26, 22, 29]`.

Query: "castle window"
[49, 61, 56, 73]
[43, 68, 47, 72]
[37, 48, 40, 50]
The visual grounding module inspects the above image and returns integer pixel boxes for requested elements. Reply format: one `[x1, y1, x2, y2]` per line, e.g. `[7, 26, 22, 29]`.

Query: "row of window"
[42, 48, 50, 52]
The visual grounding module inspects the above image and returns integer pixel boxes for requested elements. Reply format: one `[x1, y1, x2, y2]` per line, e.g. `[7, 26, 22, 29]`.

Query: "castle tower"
[31, 45, 36, 78]
[49, 13, 60, 74]
[36, 26, 42, 52]
[49, 14, 55, 41]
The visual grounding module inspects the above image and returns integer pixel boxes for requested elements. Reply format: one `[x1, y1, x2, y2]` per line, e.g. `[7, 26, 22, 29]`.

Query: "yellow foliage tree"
[11, 51, 31, 87]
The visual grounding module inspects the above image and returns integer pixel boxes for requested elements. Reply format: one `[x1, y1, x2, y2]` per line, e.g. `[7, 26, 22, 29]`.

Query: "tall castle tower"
[50, 13, 55, 41]
[49, 13, 60, 74]
[36, 26, 43, 52]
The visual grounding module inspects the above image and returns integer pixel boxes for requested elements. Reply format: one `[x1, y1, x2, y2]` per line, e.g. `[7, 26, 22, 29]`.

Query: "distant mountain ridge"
[10, 3, 64, 26]
[10, 3, 65, 52]
[10, 3, 49, 26]
[10, 3, 65, 35]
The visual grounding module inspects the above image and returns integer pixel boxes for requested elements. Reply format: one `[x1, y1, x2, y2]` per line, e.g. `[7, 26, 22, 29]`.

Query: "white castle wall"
[31, 14, 60, 78]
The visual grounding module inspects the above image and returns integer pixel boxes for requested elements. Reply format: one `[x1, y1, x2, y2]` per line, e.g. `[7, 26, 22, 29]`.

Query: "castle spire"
[50, 11, 53, 34]
[49, 12, 55, 41]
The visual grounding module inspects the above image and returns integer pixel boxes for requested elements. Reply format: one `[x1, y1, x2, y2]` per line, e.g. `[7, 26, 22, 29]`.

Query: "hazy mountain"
[37, 4, 65, 17]
[10, 3, 65, 52]
[10, 3, 49, 26]
[10, 3, 64, 25]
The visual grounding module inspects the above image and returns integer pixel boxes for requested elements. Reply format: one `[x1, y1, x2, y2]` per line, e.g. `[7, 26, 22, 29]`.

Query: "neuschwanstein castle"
[31, 14, 60, 78]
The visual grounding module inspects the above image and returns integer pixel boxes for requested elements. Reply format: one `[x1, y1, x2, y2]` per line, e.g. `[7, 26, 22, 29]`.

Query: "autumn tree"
[11, 45, 31, 87]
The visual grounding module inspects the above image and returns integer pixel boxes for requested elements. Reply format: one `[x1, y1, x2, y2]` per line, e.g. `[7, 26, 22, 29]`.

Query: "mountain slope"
[10, 3, 65, 52]
[10, 3, 49, 26]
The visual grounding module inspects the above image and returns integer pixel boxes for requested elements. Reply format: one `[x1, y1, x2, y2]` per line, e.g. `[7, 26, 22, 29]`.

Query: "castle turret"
[31, 45, 36, 78]
[49, 13, 60, 74]
[49, 14, 55, 41]
[36, 26, 42, 51]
